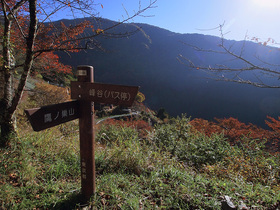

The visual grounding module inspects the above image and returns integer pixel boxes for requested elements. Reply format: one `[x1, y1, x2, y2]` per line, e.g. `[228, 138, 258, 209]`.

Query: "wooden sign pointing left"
[25, 100, 79, 131]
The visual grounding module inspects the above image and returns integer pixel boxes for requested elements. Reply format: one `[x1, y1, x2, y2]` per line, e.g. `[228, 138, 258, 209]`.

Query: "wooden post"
[77, 65, 95, 200]
[25, 64, 140, 202]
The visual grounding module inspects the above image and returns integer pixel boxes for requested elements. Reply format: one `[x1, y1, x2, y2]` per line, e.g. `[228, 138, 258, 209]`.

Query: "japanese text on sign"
[89, 89, 131, 102]
[25, 100, 79, 132]
[44, 108, 76, 123]
[71, 81, 139, 107]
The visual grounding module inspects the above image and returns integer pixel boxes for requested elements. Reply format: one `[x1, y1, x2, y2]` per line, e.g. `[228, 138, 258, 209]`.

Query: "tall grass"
[0, 123, 81, 209]
[1, 115, 280, 209]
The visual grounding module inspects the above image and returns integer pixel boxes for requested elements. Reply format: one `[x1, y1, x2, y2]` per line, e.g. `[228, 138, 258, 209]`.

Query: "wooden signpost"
[25, 100, 79, 131]
[25, 65, 139, 200]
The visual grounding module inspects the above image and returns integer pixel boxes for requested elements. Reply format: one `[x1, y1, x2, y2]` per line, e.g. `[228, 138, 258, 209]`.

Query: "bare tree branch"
[178, 24, 280, 88]
[33, 0, 157, 54]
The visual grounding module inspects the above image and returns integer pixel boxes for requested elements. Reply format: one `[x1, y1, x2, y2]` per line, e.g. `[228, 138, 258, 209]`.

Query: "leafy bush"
[96, 118, 152, 146]
[96, 122, 139, 147]
[150, 115, 190, 154]
[203, 137, 280, 186]
[183, 133, 230, 167]
[95, 138, 148, 176]
[190, 117, 280, 152]
[150, 115, 230, 167]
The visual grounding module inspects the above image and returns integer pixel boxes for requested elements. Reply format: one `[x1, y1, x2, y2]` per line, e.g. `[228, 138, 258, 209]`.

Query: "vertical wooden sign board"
[77, 66, 96, 200]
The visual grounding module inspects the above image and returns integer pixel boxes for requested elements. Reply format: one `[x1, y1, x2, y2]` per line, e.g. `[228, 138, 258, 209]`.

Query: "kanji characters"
[44, 113, 52, 123]
[89, 89, 95, 96]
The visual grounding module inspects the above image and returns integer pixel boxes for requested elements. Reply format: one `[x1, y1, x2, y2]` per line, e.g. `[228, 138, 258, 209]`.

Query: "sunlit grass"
[1, 115, 279, 209]
[0, 125, 81, 209]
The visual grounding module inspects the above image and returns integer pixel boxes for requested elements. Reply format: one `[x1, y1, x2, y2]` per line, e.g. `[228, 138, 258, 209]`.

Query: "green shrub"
[150, 115, 230, 167]
[151, 115, 190, 154]
[96, 123, 139, 146]
[204, 136, 280, 186]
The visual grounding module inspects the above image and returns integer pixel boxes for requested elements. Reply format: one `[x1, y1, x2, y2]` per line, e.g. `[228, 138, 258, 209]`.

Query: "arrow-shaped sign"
[71, 81, 139, 107]
[25, 100, 79, 131]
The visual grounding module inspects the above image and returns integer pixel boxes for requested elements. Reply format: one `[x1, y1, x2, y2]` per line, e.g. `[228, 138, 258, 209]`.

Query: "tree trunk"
[0, 69, 17, 146]
[0, 111, 16, 147]
[0, 0, 15, 146]
[0, 0, 37, 147]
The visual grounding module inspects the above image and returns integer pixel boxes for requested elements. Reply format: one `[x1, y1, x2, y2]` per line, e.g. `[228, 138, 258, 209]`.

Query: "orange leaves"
[2, 2, 100, 77]
[265, 116, 280, 132]
[34, 51, 72, 74]
[35, 20, 93, 53]
[0, 14, 28, 56]
[32, 51, 73, 85]
[92, 28, 104, 35]
[190, 117, 280, 153]
[31, 18, 94, 81]
[189, 118, 222, 136]
[251, 37, 276, 46]
[2, 1, 105, 86]
[95, 28, 104, 35]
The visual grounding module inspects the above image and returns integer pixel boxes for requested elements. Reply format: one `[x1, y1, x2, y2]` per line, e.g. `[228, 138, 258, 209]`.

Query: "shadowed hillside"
[57, 18, 280, 128]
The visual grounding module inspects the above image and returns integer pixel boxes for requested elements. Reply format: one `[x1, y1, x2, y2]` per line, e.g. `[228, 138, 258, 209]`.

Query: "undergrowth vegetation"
[1, 111, 280, 209]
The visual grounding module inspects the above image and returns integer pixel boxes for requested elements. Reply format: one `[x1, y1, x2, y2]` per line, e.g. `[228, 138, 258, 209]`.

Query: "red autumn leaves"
[190, 116, 280, 153]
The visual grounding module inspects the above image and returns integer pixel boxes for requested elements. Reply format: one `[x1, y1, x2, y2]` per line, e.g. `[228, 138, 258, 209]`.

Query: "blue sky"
[54, 0, 280, 43]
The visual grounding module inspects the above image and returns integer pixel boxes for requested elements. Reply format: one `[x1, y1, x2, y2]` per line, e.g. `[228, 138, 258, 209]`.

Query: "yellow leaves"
[95, 28, 104, 35]
[91, 28, 104, 35]
[136, 91, 145, 103]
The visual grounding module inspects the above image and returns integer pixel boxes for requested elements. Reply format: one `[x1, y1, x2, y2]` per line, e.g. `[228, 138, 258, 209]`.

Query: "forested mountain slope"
[57, 18, 280, 127]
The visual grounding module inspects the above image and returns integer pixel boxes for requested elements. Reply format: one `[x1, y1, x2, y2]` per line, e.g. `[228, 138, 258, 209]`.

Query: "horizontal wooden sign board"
[71, 81, 139, 107]
[25, 100, 79, 131]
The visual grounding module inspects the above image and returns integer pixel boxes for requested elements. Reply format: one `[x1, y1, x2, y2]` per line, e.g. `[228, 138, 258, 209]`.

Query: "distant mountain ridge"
[57, 17, 280, 128]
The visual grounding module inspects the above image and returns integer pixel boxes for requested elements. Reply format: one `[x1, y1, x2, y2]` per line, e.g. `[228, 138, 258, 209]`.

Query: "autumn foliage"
[28, 82, 70, 107]
[190, 117, 280, 153]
